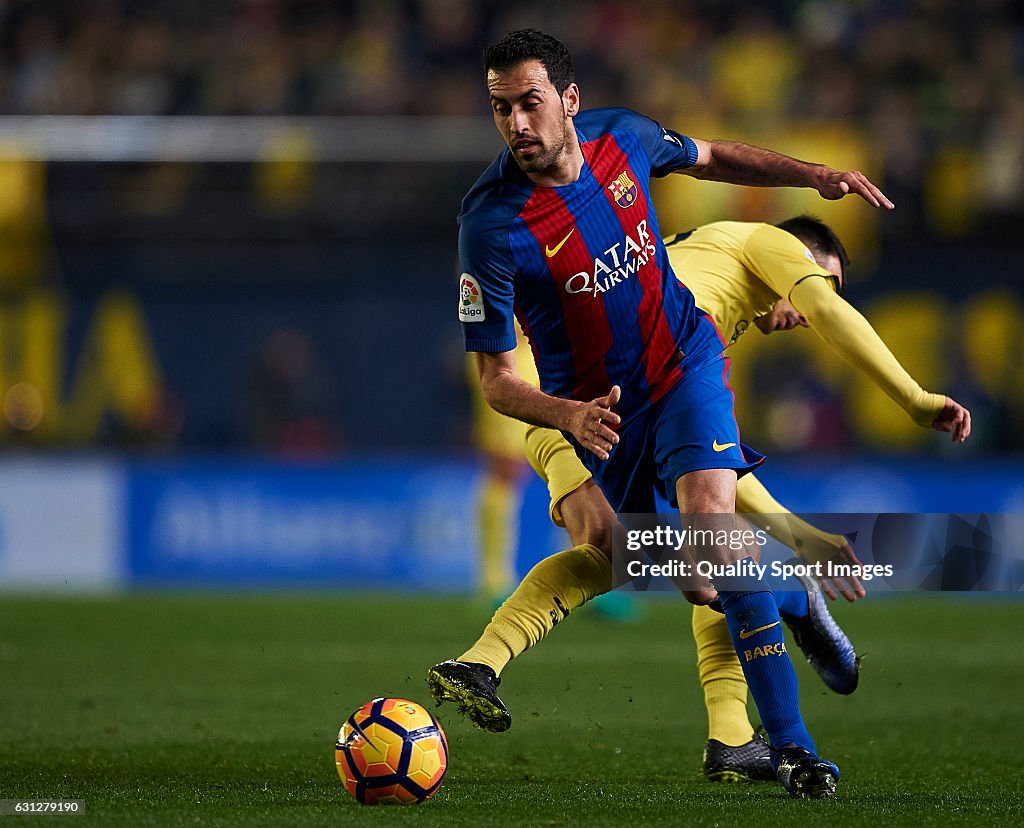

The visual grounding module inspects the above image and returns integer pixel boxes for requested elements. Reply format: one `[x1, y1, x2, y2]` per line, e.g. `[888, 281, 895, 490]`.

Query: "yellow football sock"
[460, 544, 612, 676]
[478, 473, 521, 599]
[692, 603, 756, 746]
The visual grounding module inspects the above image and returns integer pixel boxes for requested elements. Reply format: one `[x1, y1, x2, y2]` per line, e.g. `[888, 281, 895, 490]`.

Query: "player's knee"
[581, 511, 616, 557]
[683, 491, 735, 514]
[485, 455, 527, 484]
[561, 481, 617, 556]
[676, 469, 737, 514]
[572, 507, 616, 557]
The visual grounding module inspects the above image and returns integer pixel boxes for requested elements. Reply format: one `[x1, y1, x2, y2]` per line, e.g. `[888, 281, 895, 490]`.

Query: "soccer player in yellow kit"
[429, 215, 971, 780]
[469, 324, 640, 619]
[468, 325, 536, 604]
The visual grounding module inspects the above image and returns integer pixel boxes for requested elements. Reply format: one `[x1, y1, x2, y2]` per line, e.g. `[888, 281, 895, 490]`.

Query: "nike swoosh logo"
[545, 228, 575, 258]
[712, 440, 737, 452]
[738, 621, 781, 640]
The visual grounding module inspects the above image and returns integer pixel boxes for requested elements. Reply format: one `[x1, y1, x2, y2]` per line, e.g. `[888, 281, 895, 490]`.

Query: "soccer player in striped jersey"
[480, 216, 969, 781]
[434, 214, 971, 785]
[432, 28, 894, 798]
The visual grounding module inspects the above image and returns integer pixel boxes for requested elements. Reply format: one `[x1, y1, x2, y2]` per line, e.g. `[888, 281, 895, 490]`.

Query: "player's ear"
[563, 83, 580, 117]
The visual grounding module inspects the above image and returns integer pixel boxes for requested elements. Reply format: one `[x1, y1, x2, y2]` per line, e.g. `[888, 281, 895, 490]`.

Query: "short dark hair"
[776, 214, 850, 293]
[484, 29, 575, 96]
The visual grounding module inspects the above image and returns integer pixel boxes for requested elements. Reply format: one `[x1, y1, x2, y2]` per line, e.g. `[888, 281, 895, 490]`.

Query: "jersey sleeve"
[584, 108, 698, 177]
[630, 110, 699, 177]
[788, 276, 946, 426]
[740, 223, 833, 298]
[457, 215, 518, 353]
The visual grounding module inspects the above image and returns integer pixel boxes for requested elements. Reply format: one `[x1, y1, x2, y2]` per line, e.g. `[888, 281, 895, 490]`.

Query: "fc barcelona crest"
[608, 171, 638, 208]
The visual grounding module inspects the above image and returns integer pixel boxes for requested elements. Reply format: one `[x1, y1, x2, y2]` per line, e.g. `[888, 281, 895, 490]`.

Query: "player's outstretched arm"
[476, 352, 621, 460]
[931, 396, 972, 444]
[682, 139, 895, 210]
[475, 350, 571, 429]
[788, 276, 973, 442]
[737, 474, 866, 602]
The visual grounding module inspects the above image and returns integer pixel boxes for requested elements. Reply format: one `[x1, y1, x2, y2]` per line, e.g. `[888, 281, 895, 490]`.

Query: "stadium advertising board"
[125, 459, 478, 588]
[0, 459, 123, 589]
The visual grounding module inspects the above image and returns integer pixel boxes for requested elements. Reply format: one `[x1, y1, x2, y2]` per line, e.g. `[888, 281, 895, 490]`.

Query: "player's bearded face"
[487, 61, 578, 176]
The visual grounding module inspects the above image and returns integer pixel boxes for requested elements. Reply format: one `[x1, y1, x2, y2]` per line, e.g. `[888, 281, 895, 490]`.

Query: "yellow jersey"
[666, 221, 832, 349]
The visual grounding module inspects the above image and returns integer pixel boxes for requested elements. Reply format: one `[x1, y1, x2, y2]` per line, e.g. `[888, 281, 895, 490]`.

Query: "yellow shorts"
[523, 425, 592, 527]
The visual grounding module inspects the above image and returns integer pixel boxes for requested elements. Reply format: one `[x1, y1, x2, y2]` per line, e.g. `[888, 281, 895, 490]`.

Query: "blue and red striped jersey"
[458, 107, 725, 423]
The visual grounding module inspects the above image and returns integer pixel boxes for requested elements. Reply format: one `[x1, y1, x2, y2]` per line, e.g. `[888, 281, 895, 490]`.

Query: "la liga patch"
[459, 273, 485, 322]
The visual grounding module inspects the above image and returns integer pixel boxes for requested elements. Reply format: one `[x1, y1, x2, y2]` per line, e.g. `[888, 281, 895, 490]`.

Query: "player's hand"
[680, 584, 719, 606]
[817, 169, 894, 210]
[567, 385, 621, 460]
[932, 396, 971, 444]
[819, 542, 867, 602]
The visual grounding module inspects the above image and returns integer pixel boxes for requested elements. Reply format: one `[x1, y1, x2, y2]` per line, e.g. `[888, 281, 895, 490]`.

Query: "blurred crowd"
[0, 0, 1021, 456]
[2, 0, 1023, 234]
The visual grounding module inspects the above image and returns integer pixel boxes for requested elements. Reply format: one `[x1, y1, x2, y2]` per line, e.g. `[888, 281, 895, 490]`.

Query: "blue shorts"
[576, 353, 764, 513]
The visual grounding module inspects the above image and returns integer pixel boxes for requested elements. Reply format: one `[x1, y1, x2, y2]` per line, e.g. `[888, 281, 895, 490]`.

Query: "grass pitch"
[2, 592, 1023, 826]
